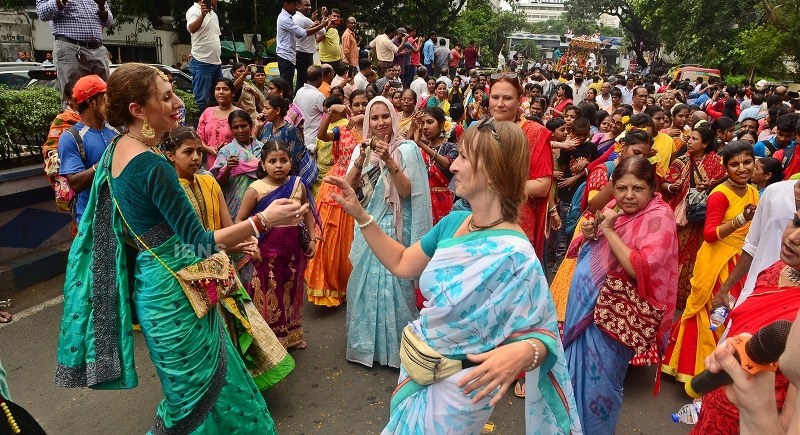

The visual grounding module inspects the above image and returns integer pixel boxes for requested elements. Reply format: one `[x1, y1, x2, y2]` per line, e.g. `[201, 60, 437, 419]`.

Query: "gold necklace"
[126, 132, 156, 148]
[786, 266, 800, 286]
[468, 216, 506, 232]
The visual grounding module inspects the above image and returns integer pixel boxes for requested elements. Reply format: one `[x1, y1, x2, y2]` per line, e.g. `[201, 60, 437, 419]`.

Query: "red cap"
[73, 75, 107, 103]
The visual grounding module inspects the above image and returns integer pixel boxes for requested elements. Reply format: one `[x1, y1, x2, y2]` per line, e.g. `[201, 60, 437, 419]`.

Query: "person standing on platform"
[318, 8, 343, 72]
[277, 0, 327, 90]
[186, 0, 222, 112]
[36, 0, 114, 95]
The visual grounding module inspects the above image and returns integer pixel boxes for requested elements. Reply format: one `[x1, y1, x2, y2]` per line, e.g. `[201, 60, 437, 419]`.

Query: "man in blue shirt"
[423, 31, 436, 77]
[276, 0, 328, 86]
[58, 75, 116, 224]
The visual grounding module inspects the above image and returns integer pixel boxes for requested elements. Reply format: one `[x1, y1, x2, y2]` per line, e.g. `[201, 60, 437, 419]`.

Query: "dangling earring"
[141, 119, 156, 139]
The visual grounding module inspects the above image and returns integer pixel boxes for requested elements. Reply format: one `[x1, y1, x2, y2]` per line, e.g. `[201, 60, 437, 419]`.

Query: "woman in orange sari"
[660, 126, 726, 309]
[662, 141, 759, 382]
[305, 90, 369, 307]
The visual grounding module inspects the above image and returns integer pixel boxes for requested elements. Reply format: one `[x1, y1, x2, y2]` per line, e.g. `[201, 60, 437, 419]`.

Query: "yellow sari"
[180, 173, 295, 390]
[661, 183, 759, 382]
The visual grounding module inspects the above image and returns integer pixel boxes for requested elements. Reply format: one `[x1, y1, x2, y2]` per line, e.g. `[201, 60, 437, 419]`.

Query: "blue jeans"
[189, 58, 222, 112]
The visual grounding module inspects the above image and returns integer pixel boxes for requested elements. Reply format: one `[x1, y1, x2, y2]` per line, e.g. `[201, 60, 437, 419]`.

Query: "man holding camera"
[317, 8, 343, 73]
[278, 0, 328, 90]
[186, 0, 222, 112]
[36, 0, 114, 96]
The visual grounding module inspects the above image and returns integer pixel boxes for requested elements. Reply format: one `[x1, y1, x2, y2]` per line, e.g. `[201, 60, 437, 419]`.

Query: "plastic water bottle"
[672, 399, 702, 424]
[709, 306, 728, 331]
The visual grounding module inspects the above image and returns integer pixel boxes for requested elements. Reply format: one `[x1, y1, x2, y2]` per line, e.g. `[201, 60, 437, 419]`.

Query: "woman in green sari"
[53, 63, 307, 434]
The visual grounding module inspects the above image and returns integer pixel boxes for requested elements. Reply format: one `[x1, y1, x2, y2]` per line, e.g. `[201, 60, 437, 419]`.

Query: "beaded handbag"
[593, 272, 666, 354]
[111, 193, 239, 319]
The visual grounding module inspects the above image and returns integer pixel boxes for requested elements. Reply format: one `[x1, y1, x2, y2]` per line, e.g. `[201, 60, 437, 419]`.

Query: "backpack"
[49, 125, 90, 213]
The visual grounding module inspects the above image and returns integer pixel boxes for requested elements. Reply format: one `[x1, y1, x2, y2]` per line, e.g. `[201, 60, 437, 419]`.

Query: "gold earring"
[142, 119, 156, 139]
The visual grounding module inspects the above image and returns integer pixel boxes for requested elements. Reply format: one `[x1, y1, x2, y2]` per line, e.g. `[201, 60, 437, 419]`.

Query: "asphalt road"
[0, 276, 692, 434]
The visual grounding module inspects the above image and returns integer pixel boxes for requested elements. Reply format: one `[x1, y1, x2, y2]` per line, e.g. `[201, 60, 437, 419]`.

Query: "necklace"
[468, 216, 506, 232]
[786, 266, 800, 286]
[126, 132, 156, 148]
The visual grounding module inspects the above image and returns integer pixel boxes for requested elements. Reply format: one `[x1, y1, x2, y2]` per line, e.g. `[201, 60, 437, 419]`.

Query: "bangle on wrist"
[356, 215, 375, 229]
[248, 217, 261, 237]
[256, 212, 272, 233]
[522, 339, 541, 371]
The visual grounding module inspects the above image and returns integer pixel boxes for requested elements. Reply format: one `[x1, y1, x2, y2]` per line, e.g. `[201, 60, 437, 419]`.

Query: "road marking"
[0, 295, 63, 329]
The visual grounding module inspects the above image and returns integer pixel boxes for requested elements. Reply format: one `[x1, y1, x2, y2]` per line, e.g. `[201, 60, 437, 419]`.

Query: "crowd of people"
[2, 1, 800, 434]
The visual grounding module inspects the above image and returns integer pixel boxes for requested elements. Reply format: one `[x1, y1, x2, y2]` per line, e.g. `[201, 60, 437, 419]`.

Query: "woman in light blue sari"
[342, 96, 432, 368]
[326, 119, 581, 434]
[53, 64, 307, 434]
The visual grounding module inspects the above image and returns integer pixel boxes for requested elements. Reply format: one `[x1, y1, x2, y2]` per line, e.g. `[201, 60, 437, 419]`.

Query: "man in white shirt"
[619, 76, 635, 105]
[354, 58, 372, 91]
[570, 70, 588, 103]
[276, 0, 327, 90]
[294, 65, 326, 151]
[597, 81, 613, 109]
[410, 66, 428, 101]
[294, 0, 323, 93]
[187, 0, 222, 111]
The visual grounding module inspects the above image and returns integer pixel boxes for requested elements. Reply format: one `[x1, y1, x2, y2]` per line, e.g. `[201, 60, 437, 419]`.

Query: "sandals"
[514, 378, 526, 398]
[0, 311, 12, 324]
[291, 340, 307, 350]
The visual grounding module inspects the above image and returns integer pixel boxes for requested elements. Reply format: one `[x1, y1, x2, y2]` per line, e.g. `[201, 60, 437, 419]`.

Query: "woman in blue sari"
[562, 155, 678, 433]
[325, 119, 581, 434]
[342, 96, 433, 368]
[53, 64, 307, 434]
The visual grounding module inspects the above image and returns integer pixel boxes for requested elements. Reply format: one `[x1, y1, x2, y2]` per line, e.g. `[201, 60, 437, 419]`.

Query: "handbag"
[685, 160, 708, 223]
[399, 325, 471, 385]
[593, 272, 666, 354]
[111, 191, 239, 319]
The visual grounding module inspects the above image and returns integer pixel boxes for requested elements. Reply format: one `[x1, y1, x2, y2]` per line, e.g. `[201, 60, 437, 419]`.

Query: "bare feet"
[0, 311, 12, 324]
[291, 340, 307, 350]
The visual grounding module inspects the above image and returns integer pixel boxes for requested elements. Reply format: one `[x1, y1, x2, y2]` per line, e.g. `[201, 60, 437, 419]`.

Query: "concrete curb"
[0, 242, 70, 293]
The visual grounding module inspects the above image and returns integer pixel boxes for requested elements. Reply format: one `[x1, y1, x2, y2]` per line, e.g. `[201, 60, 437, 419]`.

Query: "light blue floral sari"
[383, 212, 582, 434]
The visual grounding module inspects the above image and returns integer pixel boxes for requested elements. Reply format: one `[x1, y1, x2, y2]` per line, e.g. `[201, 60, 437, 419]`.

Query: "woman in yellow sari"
[164, 126, 295, 390]
[661, 140, 758, 382]
[397, 89, 417, 138]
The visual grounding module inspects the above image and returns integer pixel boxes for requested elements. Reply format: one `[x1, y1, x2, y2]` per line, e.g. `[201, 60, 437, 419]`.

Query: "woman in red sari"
[488, 75, 553, 262]
[408, 107, 458, 224]
[550, 83, 574, 119]
[660, 126, 726, 309]
[691, 211, 800, 434]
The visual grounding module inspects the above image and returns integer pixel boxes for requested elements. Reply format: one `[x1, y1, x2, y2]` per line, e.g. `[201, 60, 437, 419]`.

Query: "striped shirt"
[36, 0, 114, 43]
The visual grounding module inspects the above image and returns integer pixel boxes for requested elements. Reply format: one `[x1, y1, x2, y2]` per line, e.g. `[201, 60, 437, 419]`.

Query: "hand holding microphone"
[687, 319, 792, 399]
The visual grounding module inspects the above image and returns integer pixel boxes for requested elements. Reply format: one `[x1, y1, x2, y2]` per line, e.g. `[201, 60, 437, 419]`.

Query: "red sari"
[421, 141, 458, 224]
[519, 119, 553, 262]
[691, 261, 800, 434]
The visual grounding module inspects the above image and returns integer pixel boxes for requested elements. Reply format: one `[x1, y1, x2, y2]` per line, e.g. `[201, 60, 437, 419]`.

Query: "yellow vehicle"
[668, 65, 721, 82]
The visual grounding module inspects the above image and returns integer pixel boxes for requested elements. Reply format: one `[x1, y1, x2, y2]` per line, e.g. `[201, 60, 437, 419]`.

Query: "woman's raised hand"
[374, 135, 392, 162]
[581, 217, 598, 240]
[260, 198, 308, 227]
[743, 203, 757, 221]
[329, 104, 350, 116]
[324, 176, 369, 221]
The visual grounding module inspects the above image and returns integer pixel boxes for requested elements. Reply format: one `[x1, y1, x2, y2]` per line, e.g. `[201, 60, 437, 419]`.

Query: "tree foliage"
[528, 16, 623, 37]
[450, 0, 530, 66]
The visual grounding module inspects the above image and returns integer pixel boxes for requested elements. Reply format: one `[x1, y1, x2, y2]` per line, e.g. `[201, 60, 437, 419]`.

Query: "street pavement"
[1, 275, 691, 434]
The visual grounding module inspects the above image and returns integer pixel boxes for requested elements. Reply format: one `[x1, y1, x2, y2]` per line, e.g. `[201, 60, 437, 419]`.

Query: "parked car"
[25, 63, 194, 94]
[0, 62, 42, 89]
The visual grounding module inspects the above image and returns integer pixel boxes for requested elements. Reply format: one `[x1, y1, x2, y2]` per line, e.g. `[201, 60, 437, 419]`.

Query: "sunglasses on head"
[490, 72, 517, 81]
[475, 116, 500, 142]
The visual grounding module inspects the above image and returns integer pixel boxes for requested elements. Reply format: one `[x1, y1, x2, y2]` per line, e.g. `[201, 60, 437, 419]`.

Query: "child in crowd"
[237, 140, 318, 350]
[552, 118, 599, 267]
[164, 127, 294, 390]
[751, 157, 783, 196]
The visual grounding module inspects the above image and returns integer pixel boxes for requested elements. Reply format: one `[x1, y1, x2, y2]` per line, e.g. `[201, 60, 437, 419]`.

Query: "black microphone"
[685, 319, 792, 398]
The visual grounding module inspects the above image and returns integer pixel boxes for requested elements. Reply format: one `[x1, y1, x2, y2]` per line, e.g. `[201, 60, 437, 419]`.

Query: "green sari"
[54, 141, 276, 434]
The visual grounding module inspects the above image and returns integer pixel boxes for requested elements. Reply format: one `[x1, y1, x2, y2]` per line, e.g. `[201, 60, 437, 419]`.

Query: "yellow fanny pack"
[399, 325, 478, 385]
